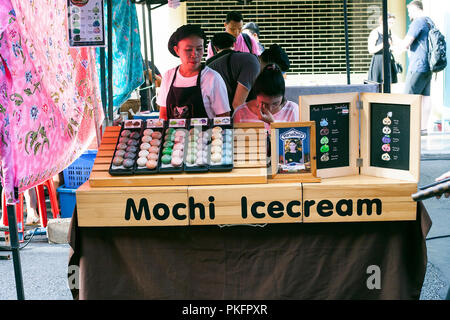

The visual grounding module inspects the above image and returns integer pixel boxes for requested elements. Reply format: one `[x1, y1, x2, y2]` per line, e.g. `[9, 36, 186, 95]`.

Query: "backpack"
[241, 32, 253, 53]
[426, 18, 447, 73]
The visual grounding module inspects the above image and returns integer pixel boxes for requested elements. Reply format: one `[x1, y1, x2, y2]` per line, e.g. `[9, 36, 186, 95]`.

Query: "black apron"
[166, 65, 208, 119]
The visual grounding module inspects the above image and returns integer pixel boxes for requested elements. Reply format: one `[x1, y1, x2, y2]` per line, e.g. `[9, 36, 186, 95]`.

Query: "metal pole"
[6, 204, 25, 300]
[100, 47, 107, 120]
[382, 0, 391, 93]
[107, 0, 114, 124]
[343, 0, 351, 85]
[146, 1, 156, 111]
[141, 4, 151, 112]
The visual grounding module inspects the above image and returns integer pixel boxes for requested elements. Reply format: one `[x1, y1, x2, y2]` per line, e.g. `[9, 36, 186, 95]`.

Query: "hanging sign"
[67, 0, 105, 47]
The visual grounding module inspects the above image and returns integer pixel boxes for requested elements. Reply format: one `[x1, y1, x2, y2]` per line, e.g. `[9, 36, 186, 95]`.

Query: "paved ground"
[0, 135, 449, 300]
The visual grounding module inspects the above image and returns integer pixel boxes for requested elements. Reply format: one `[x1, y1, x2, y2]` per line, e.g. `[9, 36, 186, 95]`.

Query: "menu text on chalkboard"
[310, 103, 350, 170]
[370, 103, 410, 171]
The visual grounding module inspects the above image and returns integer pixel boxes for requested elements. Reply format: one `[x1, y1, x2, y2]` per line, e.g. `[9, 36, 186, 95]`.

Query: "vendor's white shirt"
[156, 66, 230, 118]
[233, 100, 300, 131]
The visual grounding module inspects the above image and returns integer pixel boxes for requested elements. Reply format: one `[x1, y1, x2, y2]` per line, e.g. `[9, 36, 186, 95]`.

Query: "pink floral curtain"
[0, 0, 104, 204]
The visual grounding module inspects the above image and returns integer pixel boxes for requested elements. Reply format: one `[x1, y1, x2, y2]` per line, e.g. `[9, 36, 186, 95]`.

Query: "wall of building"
[186, 0, 382, 79]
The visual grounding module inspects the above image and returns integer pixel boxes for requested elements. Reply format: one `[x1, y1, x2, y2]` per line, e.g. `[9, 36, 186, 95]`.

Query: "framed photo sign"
[270, 122, 320, 182]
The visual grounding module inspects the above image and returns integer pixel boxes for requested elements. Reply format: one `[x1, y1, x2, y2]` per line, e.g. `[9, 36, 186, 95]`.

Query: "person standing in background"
[242, 22, 264, 53]
[206, 11, 262, 60]
[393, 0, 432, 135]
[206, 32, 260, 112]
[367, 13, 400, 85]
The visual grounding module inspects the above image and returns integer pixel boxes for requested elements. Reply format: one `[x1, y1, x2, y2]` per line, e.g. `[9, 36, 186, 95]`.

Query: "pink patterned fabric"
[0, 0, 104, 204]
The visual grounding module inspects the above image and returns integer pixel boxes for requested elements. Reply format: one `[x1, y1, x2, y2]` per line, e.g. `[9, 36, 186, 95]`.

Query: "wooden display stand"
[77, 94, 420, 227]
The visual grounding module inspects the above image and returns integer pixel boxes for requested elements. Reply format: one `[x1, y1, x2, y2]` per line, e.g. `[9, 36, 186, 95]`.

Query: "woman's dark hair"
[168, 24, 207, 57]
[226, 11, 243, 23]
[260, 44, 290, 72]
[252, 64, 285, 98]
[212, 32, 236, 50]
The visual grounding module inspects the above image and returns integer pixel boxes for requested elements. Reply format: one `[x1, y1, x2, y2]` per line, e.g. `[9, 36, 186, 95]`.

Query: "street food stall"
[69, 92, 431, 299]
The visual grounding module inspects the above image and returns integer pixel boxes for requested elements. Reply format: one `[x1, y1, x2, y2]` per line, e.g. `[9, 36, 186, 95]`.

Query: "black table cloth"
[68, 202, 431, 300]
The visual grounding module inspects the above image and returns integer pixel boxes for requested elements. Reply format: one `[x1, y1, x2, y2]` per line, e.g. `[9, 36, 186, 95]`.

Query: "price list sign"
[309, 103, 350, 170]
[369, 103, 410, 171]
[68, 0, 105, 47]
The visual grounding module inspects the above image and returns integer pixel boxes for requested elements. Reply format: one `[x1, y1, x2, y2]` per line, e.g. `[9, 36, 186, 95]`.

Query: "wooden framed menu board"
[360, 93, 421, 182]
[299, 92, 359, 178]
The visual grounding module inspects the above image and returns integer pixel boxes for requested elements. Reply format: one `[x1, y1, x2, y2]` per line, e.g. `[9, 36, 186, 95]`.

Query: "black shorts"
[404, 71, 432, 96]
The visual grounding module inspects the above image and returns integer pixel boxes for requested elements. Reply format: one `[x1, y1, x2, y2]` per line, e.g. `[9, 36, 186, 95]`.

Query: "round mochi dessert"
[161, 154, 172, 164]
[124, 152, 136, 159]
[141, 142, 152, 149]
[172, 149, 183, 158]
[147, 153, 159, 161]
[173, 143, 184, 151]
[137, 157, 147, 167]
[175, 130, 186, 137]
[148, 146, 159, 154]
[127, 139, 138, 146]
[112, 156, 123, 166]
[123, 158, 134, 168]
[115, 150, 126, 157]
[163, 141, 174, 148]
[121, 130, 131, 137]
[119, 137, 129, 144]
[143, 129, 153, 136]
[139, 150, 150, 158]
[211, 153, 222, 163]
[146, 159, 157, 169]
[142, 136, 152, 143]
[151, 131, 162, 139]
[129, 132, 140, 140]
[150, 139, 161, 147]
[171, 156, 183, 167]
[126, 146, 137, 153]
[117, 143, 127, 150]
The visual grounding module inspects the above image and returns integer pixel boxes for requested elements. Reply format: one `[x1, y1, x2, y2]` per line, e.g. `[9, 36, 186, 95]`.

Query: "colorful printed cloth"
[96, 0, 144, 112]
[0, 0, 104, 204]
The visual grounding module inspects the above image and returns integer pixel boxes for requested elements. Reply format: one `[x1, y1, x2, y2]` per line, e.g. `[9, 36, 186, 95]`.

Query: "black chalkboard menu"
[309, 103, 350, 170]
[370, 103, 410, 170]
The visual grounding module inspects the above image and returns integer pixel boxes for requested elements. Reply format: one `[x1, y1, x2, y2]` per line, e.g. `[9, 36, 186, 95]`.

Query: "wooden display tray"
[76, 174, 418, 227]
[89, 126, 268, 187]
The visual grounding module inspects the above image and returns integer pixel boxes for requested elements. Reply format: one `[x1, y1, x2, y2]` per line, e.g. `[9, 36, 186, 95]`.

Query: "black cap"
[260, 44, 290, 72]
[168, 24, 207, 57]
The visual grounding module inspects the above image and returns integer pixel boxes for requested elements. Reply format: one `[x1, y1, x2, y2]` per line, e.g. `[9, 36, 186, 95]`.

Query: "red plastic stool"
[35, 179, 60, 228]
[1, 179, 60, 240]
[2, 192, 24, 242]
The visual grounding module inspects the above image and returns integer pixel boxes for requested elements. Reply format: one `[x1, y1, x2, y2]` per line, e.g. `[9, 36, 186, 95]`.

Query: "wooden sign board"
[299, 93, 359, 178]
[302, 175, 417, 223]
[270, 121, 320, 183]
[360, 93, 421, 182]
[188, 184, 302, 225]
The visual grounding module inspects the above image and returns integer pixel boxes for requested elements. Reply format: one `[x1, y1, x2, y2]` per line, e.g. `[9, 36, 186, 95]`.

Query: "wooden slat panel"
[89, 167, 267, 187]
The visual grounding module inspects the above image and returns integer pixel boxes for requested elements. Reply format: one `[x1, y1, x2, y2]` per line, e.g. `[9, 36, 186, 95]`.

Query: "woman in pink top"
[233, 64, 299, 131]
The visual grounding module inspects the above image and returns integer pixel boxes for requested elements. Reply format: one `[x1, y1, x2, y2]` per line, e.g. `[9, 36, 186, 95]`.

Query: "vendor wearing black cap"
[156, 24, 230, 120]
